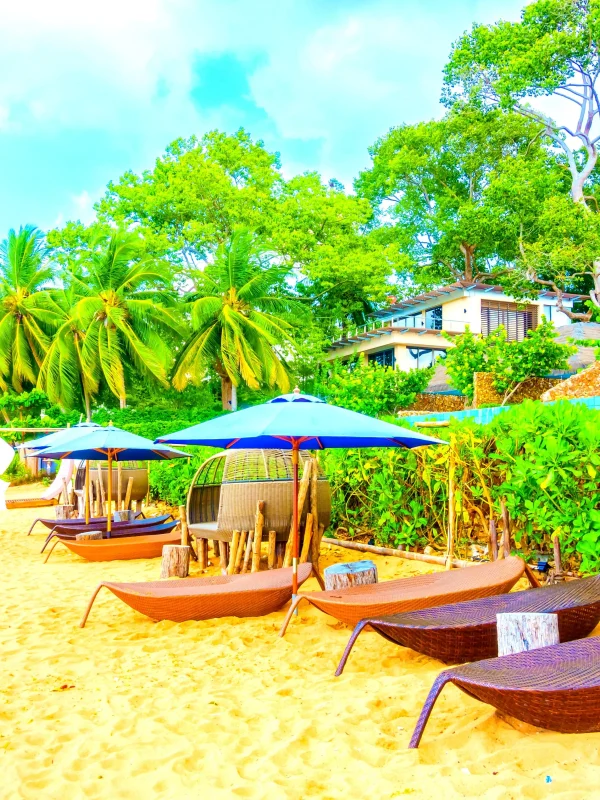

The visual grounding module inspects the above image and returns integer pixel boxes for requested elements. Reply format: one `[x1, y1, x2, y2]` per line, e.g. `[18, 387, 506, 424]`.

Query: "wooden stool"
[324, 560, 378, 591]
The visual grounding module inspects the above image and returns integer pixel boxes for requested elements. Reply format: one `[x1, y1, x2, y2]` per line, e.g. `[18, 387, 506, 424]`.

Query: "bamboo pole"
[251, 501, 265, 572]
[445, 437, 456, 569]
[284, 459, 312, 568]
[322, 537, 470, 568]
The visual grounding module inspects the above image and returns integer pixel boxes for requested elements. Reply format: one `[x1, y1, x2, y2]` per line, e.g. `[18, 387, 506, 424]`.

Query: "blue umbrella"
[40, 425, 188, 533]
[156, 389, 445, 593]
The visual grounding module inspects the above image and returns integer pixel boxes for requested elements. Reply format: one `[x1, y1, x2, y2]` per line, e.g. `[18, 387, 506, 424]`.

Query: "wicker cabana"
[187, 449, 331, 545]
[73, 460, 149, 511]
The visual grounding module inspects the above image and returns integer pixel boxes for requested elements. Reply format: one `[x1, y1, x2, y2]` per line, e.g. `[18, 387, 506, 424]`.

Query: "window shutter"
[481, 300, 537, 341]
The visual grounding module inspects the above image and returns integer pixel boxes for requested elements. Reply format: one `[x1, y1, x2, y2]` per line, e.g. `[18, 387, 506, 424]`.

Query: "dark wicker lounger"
[336, 575, 600, 675]
[40, 514, 174, 552]
[409, 635, 600, 748]
[28, 511, 144, 535]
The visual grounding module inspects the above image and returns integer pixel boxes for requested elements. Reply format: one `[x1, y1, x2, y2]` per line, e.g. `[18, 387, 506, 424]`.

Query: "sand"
[1, 487, 600, 799]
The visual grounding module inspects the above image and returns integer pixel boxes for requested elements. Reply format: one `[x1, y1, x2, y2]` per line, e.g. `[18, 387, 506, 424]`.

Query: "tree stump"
[55, 504, 75, 520]
[496, 612, 559, 657]
[324, 560, 378, 591]
[75, 530, 103, 541]
[160, 544, 190, 578]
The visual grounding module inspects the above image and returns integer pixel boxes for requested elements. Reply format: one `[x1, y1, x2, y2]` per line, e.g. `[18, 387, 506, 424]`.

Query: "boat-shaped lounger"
[45, 525, 180, 563]
[40, 514, 174, 551]
[80, 563, 314, 626]
[336, 575, 600, 674]
[28, 511, 144, 535]
[409, 636, 600, 748]
[279, 557, 526, 636]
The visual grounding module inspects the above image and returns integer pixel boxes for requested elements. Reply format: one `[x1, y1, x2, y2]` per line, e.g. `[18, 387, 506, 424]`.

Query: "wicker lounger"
[40, 514, 174, 552]
[46, 527, 181, 563]
[279, 557, 526, 635]
[28, 511, 144, 535]
[336, 575, 600, 674]
[80, 563, 314, 626]
[409, 635, 600, 748]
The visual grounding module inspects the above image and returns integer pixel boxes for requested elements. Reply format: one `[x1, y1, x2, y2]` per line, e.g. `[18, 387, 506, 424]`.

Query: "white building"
[327, 281, 580, 370]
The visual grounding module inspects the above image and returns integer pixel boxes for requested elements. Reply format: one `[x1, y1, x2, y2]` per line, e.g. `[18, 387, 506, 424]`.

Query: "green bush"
[323, 400, 600, 573]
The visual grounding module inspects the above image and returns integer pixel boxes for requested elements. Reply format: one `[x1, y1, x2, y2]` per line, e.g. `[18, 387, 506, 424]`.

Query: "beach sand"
[1, 487, 600, 799]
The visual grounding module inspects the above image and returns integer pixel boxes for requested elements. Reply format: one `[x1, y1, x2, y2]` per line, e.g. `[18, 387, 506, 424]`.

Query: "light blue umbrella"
[156, 389, 446, 593]
[40, 425, 188, 533]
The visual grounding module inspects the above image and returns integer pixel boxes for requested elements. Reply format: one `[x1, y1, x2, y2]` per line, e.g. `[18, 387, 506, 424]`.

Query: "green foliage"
[444, 320, 574, 401]
[324, 400, 600, 572]
[315, 358, 433, 417]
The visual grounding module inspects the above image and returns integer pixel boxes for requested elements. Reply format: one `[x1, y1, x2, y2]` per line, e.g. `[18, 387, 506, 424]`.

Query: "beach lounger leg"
[27, 517, 42, 535]
[40, 531, 57, 553]
[408, 673, 453, 749]
[279, 594, 306, 637]
[334, 619, 372, 677]
[43, 538, 64, 564]
[79, 584, 108, 628]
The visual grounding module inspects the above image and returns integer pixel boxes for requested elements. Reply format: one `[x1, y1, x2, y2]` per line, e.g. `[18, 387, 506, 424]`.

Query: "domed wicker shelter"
[187, 449, 331, 544]
[74, 460, 149, 509]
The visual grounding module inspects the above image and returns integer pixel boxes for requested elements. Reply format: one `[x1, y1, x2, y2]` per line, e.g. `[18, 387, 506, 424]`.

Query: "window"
[543, 304, 553, 321]
[425, 306, 443, 330]
[481, 300, 537, 342]
[368, 348, 395, 368]
[407, 348, 446, 368]
[392, 313, 422, 328]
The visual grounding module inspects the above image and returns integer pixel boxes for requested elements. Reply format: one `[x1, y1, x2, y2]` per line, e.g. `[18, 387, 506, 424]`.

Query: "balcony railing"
[328, 318, 468, 348]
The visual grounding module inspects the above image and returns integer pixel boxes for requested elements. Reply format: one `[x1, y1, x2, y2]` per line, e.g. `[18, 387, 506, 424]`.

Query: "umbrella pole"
[292, 442, 299, 597]
[107, 452, 113, 536]
[85, 461, 90, 525]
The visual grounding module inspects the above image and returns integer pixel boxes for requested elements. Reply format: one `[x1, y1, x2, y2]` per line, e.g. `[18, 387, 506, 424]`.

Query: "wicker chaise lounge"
[79, 563, 314, 626]
[27, 511, 144, 535]
[40, 514, 174, 552]
[45, 525, 180, 563]
[409, 636, 600, 748]
[335, 575, 600, 674]
[279, 556, 526, 636]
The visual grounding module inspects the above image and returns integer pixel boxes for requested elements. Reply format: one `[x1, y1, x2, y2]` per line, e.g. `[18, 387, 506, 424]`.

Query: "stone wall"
[408, 392, 466, 413]
[473, 372, 562, 408]
[541, 362, 600, 402]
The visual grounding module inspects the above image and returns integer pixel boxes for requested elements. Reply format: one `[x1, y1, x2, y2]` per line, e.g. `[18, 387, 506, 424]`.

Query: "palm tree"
[0, 226, 57, 391]
[173, 229, 303, 410]
[70, 230, 186, 408]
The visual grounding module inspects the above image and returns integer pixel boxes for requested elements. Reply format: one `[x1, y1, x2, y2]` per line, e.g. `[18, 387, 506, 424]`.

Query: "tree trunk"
[160, 545, 190, 578]
[323, 560, 378, 591]
[84, 391, 92, 423]
[497, 612, 559, 657]
[119, 396, 126, 409]
[459, 242, 476, 281]
[221, 376, 236, 411]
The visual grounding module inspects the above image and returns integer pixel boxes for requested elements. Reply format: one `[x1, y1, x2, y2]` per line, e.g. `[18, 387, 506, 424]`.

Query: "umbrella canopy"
[39, 426, 189, 462]
[17, 422, 102, 452]
[40, 425, 188, 533]
[155, 392, 444, 450]
[156, 390, 445, 593]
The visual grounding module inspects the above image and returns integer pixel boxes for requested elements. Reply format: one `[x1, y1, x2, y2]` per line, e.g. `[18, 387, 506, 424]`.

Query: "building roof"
[371, 281, 582, 319]
[554, 322, 600, 343]
[328, 325, 458, 350]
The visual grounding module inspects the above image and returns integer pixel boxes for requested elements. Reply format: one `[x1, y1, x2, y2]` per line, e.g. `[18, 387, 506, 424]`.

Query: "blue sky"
[0, 0, 526, 234]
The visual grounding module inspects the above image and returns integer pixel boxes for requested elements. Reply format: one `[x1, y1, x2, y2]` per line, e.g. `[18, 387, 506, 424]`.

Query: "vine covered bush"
[323, 400, 600, 573]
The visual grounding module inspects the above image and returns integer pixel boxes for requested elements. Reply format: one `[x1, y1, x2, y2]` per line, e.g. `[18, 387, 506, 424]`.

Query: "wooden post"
[179, 505, 189, 547]
[501, 501, 511, 559]
[95, 480, 103, 517]
[489, 518, 498, 561]
[75, 530, 103, 541]
[218, 541, 228, 574]
[227, 530, 241, 575]
[160, 544, 190, 578]
[251, 501, 265, 573]
[96, 465, 106, 515]
[124, 477, 133, 511]
[55, 504, 74, 520]
[324, 560, 378, 591]
[235, 531, 248, 573]
[267, 530, 277, 569]
[61, 477, 69, 505]
[117, 463, 123, 511]
[276, 542, 285, 568]
[553, 534, 563, 580]
[497, 612, 559, 657]
[445, 438, 456, 570]
[309, 458, 320, 566]
[300, 513, 314, 563]
[242, 531, 253, 573]
[284, 459, 312, 568]
[198, 537, 208, 570]
[84, 460, 91, 525]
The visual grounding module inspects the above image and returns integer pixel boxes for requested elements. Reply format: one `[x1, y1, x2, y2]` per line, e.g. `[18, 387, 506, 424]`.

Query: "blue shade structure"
[156, 390, 446, 593]
[40, 425, 188, 533]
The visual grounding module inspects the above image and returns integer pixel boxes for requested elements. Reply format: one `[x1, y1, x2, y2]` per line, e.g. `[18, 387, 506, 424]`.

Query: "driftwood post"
[267, 530, 277, 569]
[124, 477, 133, 511]
[218, 541, 228, 574]
[55, 504, 74, 520]
[95, 479, 103, 517]
[62, 478, 70, 505]
[445, 439, 456, 570]
[309, 458, 321, 567]
[497, 612, 559, 656]
[197, 537, 208, 570]
[242, 531, 253, 573]
[284, 459, 312, 568]
[227, 530, 241, 575]
[179, 505, 188, 547]
[251, 501, 265, 572]
[501, 501, 511, 559]
[489, 518, 498, 561]
[117, 463, 123, 511]
[96, 466, 106, 517]
[553, 534, 564, 581]
[235, 531, 248, 573]
[160, 544, 190, 578]
[324, 560, 378, 591]
[276, 542, 285, 568]
[300, 513, 314, 563]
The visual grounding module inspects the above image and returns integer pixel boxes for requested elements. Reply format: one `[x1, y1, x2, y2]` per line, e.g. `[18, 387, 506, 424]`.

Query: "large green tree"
[173, 229, 304, 410]
[0, 226, 57, 391]
[444, 0, 600, 315]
